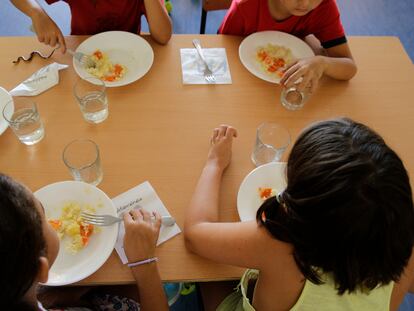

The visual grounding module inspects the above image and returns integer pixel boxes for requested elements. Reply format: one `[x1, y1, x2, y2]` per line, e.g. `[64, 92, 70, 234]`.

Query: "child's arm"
[123, 209, 168, 311]
[280, 42, 357, 94]
[10, 0, 66, 52]
[184, 126, 291, 268]
[143, 0, 172, 45]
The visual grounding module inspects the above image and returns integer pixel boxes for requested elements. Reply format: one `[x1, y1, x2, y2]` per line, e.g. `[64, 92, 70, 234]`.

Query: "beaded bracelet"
[127, 257, 158, 268]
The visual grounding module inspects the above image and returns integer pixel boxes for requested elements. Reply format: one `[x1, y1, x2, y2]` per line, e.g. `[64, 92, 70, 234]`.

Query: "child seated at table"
[10, 0, 172, 51]
[184, 119, 414, 311]
[219, 0, 357, 94]
[0, 173, 168, 311]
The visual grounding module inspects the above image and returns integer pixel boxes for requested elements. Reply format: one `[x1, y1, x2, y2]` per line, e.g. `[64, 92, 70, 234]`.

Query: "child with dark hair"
[0, 174, 168, 311]
[219, 0, 357, 94]
[184, 119, 414, 311]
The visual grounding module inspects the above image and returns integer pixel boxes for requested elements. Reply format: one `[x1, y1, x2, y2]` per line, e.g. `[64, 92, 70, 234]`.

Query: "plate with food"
[0, 87, 12, 135]
[34, 181, 118, 286]
[237, 162, 287, 222]
[239, 31, 314, 84]
[73, 31, 154, 87]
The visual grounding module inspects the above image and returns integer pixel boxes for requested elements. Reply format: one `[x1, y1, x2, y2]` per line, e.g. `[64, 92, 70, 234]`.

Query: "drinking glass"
[73, 77, 108, 124]
[280, 86, 309, 110]
[63, 139, 103, 186]
[2, 98, 45, 145]
[251, 122, 290, 167]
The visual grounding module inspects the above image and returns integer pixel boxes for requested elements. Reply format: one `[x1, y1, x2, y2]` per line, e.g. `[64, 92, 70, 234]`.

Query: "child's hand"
[123, 209, 161, 263]
[280, 56, 326, 94]
[206, 125, 238, 171]
[31, 10, 66, 53]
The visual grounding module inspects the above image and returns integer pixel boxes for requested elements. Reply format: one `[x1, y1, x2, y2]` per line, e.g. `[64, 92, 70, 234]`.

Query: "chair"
[200, 0, 232, 34]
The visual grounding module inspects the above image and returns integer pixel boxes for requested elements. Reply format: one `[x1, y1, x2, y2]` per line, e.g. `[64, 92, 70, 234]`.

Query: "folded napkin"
[10, 62, 68, 96]
[113, 181, 181, 264]
[180, 48, 232, 84]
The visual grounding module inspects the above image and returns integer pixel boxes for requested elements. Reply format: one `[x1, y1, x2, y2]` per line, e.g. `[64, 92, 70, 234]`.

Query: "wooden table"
[0, 35, 413, 285]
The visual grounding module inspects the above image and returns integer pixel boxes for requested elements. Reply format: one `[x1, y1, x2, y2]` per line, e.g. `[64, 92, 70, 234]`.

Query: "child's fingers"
[297, 74, 312, 92]
[50, 36, 57, 47]
[210, 128, 220, 145]
[225, 126, 238, 138]
[152, 211, 162, 232]
[57, 33, 66, 53]
[140, 209, 151, 222]
[129, 209, 143, 222]
[284, 68, 305, 88]
[217, 125, 227, 139]
[123, 212, 133, 226]
[280, 63, 299, 85]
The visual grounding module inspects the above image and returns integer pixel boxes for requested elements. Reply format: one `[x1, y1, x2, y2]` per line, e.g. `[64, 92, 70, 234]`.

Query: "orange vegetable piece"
[48, 219, 62, 230]
[80, 223, 94, 246]
[114, 64, 123, 75]
[258, 187, 273, 200]
[93, 50, 103, 60]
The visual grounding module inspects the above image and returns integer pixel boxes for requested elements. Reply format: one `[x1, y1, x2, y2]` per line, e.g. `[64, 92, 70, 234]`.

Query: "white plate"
[239, 31, 314, 84]
[34, 181, 118, 286]
[74, 31, 154, 87]
[0, 87, 12, 135]
[237, 162, 287, 222]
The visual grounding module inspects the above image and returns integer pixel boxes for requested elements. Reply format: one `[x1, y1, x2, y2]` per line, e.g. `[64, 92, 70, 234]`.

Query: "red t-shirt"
[218, 0, 346, 48]
[46, 0, 146, 35]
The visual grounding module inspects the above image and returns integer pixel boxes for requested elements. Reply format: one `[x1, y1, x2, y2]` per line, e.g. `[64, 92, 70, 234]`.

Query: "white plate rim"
[238, 30, 315, 84]
[237, 162, 287, 222]
[73, 31, 154, 87]
[0, 86, 12, 136]
[34, 180, 118, 286]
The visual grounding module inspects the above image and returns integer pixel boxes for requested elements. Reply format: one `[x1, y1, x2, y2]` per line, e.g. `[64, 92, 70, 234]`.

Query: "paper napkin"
[10, 62, 68, 96]
[180, 48, 232, 84]
[113, 181, 181, 264]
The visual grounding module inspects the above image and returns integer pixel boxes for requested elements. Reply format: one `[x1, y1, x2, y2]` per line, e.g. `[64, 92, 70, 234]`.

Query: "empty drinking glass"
[73, 77, 108, 124]
[2, 98, 45, 145]
[251, 122, 290, 167]
[63, 139, 103, 186]
[280, 86, 309, 110]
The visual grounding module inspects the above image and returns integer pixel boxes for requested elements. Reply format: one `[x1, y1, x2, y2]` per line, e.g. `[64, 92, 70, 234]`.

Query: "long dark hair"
[257, 118, 414, 294]
[0, 174, 46, 309]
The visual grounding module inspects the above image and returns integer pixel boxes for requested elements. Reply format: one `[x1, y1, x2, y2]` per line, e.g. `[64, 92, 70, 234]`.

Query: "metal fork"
[80, 211, 176, 227]
[67, 49, 96, 68]
[192, 39, 216, 83]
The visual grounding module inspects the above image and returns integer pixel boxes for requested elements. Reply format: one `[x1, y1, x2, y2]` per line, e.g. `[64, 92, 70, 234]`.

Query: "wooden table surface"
[0, 35, 413, 285]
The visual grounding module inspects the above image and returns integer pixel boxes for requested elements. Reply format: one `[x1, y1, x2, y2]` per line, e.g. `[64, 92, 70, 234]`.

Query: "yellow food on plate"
[48, 202, 97, 254]
[256, 44, 294, 78]
[86, 50, 126, 82]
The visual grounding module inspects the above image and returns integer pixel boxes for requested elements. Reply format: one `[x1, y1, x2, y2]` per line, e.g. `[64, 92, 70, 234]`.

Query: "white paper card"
[10, 62, 68, 96]
[114, 181, 181, 264]
[180, 48, 232, 84]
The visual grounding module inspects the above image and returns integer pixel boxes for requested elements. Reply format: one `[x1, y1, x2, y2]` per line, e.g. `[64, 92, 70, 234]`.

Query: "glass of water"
[73, 77, 108, 124]
[63, 139, 103, 186]
[251, 122, 290, 167]
[2, 98, 45, 145]
[280, 86, 309, 110]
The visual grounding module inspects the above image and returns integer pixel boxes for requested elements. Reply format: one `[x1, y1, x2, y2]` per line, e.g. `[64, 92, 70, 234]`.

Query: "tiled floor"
[0, 0, 413, 61]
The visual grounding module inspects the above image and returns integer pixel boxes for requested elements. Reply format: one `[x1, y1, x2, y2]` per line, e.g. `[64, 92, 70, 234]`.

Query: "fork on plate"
[81, 211, 176, 227]
[67, 49, 96, 68]
[192, 39, 216, 84]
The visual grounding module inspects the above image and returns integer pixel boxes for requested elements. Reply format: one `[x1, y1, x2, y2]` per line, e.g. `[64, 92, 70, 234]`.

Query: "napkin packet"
[10, 62, 68, 96]
[113, 181, 181, 264]
[180, 48, 232, 84]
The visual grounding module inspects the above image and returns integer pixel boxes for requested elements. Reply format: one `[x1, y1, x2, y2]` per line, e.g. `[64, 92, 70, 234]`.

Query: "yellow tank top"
[217, 269, 394, 311]
[290, 272, 394, 311]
